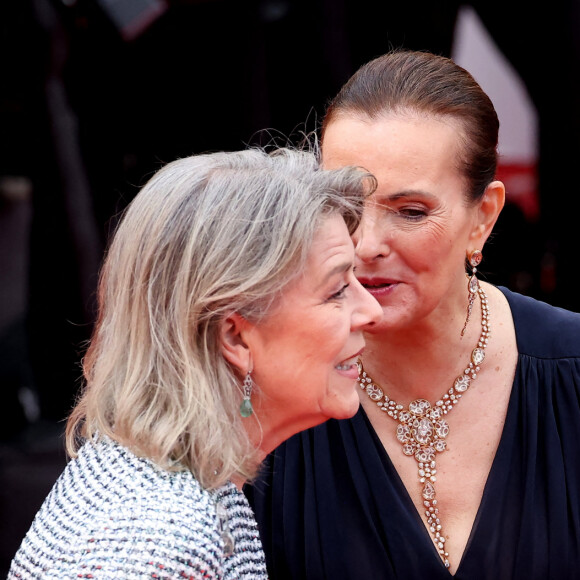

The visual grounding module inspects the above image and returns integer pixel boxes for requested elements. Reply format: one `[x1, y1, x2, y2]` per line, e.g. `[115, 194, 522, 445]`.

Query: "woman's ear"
[470, 180, 506, 246]
[220, 312, 253, 374]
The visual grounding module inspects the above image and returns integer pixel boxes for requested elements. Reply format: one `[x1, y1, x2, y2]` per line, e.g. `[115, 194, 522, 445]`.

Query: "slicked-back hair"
[322, 49, 500, 203]
[66, 147, 375, 489]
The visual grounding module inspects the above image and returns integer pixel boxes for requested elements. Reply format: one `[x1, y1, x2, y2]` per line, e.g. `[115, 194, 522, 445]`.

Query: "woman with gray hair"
[8, 147, 382, 579]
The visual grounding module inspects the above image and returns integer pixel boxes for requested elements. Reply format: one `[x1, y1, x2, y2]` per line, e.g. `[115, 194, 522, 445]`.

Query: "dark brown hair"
[322, 49, 499, 203]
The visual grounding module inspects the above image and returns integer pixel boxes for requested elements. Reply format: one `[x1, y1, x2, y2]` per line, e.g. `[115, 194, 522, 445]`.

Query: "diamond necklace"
[357, 285, 490, 569]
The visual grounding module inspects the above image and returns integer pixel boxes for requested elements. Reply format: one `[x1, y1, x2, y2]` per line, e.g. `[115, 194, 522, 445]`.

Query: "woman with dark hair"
[246, 50, 580, 579]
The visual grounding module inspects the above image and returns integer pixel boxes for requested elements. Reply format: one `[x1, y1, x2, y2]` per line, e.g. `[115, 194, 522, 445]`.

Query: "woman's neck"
[361, 297, 486, 404]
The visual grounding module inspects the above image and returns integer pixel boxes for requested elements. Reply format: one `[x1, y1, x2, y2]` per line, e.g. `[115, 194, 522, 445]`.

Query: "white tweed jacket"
[8, 436, 267, 579]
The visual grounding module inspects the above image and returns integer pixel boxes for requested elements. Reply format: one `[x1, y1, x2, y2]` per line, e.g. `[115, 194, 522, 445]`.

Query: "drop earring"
[461, 249, 483, 337]
[240, 370, 254, 418]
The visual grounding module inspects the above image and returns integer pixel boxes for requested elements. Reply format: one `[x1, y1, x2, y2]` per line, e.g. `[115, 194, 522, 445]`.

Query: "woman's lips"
[335, 348, 365, 379]
[357, 278, 396, 298]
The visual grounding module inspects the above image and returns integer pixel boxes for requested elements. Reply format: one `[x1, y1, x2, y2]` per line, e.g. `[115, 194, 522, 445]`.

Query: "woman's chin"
[326, 392, 361, 421]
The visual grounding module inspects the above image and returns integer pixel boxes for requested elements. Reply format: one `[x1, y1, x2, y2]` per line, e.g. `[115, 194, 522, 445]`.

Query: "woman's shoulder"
[85, 437, 223, 520]
[9, 438, 254, 579]
[80, 441, 265, 564]
[42, 437, 218, 529]
[498, 285, 580, 358]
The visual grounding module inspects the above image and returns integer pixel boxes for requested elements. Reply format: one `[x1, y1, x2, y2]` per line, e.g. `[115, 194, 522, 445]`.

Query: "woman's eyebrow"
[372, 189, 435, 203]
[318, 261, 353, 287]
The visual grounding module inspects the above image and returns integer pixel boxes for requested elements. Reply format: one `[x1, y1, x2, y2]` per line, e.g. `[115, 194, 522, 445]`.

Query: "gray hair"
[66, 146, 375, 489]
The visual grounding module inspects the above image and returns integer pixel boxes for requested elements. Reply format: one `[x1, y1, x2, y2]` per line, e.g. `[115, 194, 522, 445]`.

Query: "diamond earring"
[461, 249, 483, 337]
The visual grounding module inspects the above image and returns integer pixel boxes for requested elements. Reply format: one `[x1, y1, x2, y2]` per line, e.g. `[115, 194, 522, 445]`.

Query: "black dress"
[245, 287, 580, 579]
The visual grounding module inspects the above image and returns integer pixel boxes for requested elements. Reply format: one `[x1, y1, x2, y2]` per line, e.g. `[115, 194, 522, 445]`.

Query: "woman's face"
[322, 114, 480, 332]
[247, 213, 382, 428]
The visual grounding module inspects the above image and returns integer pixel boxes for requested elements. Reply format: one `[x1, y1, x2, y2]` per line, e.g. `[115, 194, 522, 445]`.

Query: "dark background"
[1, 0, 579, 574]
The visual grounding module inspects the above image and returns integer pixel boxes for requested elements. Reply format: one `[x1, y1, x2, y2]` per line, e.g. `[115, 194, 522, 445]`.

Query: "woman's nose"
[351, 280, 383, 329]
[352, 215, 389, 263]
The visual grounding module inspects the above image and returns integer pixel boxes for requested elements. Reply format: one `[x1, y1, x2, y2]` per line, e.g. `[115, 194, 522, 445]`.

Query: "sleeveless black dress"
[245, 287, 580, 579]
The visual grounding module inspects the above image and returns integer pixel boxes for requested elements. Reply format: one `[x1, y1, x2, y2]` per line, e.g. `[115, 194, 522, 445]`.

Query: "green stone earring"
[240, 371, 254, 418]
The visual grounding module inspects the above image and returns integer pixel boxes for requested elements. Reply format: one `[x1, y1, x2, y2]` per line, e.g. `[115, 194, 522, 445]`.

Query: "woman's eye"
[399, 207, 427, 220]
[329, 284, 349, 300]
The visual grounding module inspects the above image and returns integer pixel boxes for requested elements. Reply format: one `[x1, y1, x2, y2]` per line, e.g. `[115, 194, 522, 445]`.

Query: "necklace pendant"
[357, 286, 490, 570]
